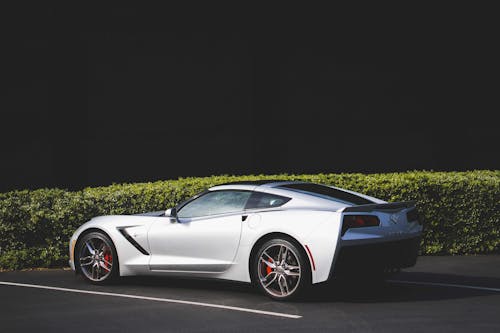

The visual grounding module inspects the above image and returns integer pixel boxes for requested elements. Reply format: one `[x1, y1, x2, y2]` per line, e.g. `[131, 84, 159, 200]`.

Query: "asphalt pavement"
[1, 255, 500, 332]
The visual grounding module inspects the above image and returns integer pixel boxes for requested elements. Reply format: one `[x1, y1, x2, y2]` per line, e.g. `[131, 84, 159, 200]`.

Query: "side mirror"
[165, 207, 178, 222]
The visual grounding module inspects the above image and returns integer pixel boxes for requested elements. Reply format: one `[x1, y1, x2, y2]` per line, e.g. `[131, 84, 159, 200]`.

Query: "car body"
[69, 180, 423, 299]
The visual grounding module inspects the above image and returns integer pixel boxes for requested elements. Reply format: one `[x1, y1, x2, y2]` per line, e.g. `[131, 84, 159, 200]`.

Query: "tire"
[252, 238, 311, 301]
[76, 231, 119, 284]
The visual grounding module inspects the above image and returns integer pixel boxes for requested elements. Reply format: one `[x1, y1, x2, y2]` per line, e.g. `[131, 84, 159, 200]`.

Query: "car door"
[148, 190, 252, 273]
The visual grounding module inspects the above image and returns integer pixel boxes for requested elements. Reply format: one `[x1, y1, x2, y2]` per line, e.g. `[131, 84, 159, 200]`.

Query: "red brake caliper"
[266, 259, 272, 275]
[104, 248, 112, 270]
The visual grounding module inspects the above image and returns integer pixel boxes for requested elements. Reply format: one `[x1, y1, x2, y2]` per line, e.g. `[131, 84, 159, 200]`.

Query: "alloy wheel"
[257, 243, 301, 298]
[78, 237, 114, 282]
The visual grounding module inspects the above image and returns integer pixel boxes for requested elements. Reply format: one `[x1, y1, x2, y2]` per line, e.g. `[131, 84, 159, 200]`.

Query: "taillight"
[406, 209, 421, 225]
[342, 215, 380, 235]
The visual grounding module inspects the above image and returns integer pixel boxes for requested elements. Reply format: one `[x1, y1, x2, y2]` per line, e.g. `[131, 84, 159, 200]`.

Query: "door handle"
[241, 215, 248, 222]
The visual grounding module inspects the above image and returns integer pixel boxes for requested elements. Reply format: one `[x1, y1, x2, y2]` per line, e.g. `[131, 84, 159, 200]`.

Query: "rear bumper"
[330, 236, 420, 277]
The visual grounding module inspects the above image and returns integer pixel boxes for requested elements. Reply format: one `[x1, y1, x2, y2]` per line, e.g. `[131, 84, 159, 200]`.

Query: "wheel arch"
[248, 232, 312, 284]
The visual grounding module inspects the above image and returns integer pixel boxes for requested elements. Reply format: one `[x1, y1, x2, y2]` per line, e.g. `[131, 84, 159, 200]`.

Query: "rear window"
[279, 183, 374, 205]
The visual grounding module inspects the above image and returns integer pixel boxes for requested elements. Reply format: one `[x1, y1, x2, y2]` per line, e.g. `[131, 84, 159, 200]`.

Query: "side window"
[245, 192, 291, 210]
[177, 190, 252, 218]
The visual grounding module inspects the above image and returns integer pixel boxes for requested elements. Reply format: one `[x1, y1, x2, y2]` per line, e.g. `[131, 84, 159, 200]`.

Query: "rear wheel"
[253, 238, 311, 301]
[76, 231, 118, 284]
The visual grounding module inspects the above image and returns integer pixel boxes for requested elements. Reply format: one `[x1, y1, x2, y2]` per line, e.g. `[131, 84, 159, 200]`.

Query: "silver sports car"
[69, 180, 423, 300]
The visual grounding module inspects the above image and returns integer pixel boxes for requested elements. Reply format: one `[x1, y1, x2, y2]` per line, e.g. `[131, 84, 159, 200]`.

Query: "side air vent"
[117, 227, 150, 255]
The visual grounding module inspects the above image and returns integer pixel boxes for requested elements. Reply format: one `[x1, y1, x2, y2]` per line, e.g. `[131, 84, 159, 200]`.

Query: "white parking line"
[388, 280, 500, 292]
[0, 281, 302, 319]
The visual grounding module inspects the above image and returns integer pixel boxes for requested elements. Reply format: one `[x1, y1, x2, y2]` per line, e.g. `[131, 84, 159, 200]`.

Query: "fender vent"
[117, 227, 150, 255]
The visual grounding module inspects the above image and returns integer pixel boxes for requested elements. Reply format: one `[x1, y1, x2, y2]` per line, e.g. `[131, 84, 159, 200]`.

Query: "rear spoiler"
[342, 201, 416, 213]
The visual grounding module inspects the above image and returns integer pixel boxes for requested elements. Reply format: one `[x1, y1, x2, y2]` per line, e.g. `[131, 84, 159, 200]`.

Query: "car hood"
[133, 210, 165, 217]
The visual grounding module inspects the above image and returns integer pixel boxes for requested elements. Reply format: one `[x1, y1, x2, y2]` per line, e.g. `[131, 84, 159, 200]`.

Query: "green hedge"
[0, 171, 499, 270]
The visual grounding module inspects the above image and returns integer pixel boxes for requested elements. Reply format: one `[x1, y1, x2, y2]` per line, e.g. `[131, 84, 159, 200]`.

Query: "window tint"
[245, 192, 291, 209]
[279, 183, 374, 205]
[177, 190, 252, 218]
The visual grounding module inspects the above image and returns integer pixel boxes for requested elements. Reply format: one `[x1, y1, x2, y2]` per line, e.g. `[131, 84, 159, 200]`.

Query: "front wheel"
[76, 231, 118, 284]
[253, 238, 311, 301]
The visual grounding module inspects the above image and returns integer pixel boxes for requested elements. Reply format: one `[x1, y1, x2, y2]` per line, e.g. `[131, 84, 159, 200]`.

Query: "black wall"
[1, 4, 498, 192]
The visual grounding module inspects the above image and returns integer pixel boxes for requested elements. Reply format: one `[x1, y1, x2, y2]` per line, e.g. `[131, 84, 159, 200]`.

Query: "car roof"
[207, 180, 383, 208]
[209, 180, 302, 191]
[216, 180, 295, 186]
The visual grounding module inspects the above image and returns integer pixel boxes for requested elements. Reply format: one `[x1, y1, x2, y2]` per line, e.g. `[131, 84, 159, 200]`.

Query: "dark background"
[1, 4, 498, 192]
